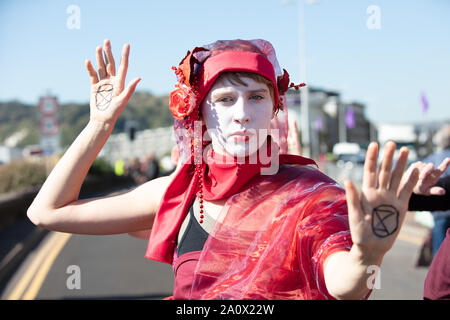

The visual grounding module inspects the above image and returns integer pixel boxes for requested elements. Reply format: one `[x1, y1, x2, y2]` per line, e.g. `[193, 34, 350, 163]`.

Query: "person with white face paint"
[28, 39, 420, 300]
[200, 74, 275, 160]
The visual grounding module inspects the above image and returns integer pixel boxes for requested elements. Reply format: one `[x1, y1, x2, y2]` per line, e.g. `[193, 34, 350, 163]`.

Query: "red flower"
[169, 86, 196, 120]
[178, 47, 208, 86]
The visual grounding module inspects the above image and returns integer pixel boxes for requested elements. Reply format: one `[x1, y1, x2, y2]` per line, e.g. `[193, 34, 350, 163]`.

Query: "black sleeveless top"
[176, 198, 209, 257]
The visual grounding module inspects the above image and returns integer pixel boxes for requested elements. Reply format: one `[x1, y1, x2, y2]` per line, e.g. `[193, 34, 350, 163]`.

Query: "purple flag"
[345, 107, 355, 129]
[421, 91, 429, 114]
[314, 117, 323, 131]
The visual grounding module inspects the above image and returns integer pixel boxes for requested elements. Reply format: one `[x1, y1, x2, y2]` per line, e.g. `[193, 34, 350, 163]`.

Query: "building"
[344, 101, 376, 147]
[286, 87, 376, 159]
[0, 145, 23, 164]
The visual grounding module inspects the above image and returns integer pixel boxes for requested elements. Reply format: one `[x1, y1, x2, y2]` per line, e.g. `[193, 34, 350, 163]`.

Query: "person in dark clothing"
[424, 228, 450, 300]
[421, 126, 450, 256]
[409, 175, 450, 212]
[141, 153, 160, 181]
[407, 158, 450, 300]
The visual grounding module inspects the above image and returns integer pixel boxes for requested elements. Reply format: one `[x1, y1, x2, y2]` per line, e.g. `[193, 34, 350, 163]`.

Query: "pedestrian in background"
[407, 158, 450, 299]
[141, 153, 159, 181]
[421, 125, 450, 256]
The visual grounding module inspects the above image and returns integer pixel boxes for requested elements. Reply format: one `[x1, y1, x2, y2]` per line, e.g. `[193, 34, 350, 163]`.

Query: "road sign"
[40, 135, 60, 156]
[38, 95, 60, 156]
[38, 96, 59, 115]
[39, 115, 60, 136]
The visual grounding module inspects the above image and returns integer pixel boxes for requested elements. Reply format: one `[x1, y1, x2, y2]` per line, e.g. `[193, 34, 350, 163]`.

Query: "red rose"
[169, 88, 188, 120]
[169, 86, 197, 120]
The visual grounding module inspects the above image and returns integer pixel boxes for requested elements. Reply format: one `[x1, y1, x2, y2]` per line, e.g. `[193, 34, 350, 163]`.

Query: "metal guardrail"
[100, 126, 175, 165]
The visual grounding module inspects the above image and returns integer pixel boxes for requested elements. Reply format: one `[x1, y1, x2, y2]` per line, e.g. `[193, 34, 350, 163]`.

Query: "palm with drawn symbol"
[85, 39, 141, 125]
[344, 141, 420, 260]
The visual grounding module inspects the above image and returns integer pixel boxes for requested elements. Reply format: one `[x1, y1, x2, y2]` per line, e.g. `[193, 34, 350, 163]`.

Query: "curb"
[0, 176, 137, 293]
[0, 226, 49, 291]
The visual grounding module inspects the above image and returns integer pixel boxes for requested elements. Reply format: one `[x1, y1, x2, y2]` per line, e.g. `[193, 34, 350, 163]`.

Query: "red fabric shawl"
[145, 136, 316, 264]
[188, 163, 353, 300]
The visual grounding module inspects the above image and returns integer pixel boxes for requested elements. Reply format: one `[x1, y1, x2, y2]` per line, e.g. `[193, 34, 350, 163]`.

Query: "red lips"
[233, 135, 250, 142]
[230, 130, 251, 142]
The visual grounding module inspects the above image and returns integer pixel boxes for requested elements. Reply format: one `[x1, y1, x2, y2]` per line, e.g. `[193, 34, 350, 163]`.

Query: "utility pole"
[339, 103, 347, 143]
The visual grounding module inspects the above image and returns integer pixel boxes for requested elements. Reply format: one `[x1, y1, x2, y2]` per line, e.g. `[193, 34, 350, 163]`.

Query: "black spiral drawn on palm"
[371, 205, 399, 238]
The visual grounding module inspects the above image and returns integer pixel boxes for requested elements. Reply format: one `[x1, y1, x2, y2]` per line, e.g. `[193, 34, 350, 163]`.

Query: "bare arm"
[324, 247, 382, 300]
[324, 142, 419, 299]
[29, 172, 172, 235]
[27, 39, 168, 235]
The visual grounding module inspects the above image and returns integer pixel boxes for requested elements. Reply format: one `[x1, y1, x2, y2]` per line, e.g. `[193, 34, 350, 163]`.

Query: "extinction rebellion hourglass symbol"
[95, 84, 114, 111]
[371, 205, 399, 238]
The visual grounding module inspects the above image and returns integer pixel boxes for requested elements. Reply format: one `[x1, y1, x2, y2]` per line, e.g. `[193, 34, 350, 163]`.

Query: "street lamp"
[282, 0, 316, 157]
[298, 0, 311, 157]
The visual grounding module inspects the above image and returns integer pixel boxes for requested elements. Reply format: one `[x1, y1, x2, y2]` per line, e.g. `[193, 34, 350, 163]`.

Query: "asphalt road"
[1, 231, 174, 300]
[368, 220, 430, 300]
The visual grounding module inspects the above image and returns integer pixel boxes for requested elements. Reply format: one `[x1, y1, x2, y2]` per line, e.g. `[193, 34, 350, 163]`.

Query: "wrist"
[88, 118, 115, 131]
[349, 245, 384, 267]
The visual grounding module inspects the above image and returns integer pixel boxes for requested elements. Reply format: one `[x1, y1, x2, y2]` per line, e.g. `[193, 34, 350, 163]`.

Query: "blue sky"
[0, 0, 449, 124]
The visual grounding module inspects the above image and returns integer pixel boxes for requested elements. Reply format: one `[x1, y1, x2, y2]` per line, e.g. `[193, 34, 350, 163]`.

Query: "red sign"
[39, 116, 59, 136]
[38, 96, 59, 115]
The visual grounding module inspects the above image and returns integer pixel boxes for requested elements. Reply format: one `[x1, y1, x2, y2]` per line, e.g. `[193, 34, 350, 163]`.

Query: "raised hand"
[287, 119, 302, 156]
[85, 39, 141, 125]
[344, 141, 420, 259]
[409, 158, 450, 196]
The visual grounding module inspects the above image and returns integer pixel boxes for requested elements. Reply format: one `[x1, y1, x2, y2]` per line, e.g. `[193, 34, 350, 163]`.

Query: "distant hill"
[0, 91, 173, 147]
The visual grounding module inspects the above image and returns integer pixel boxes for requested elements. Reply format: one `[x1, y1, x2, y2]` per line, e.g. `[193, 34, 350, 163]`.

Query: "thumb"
[119, 77, 141, 102]
[429, 186, 446, 196]
[345, 180, 364, 225]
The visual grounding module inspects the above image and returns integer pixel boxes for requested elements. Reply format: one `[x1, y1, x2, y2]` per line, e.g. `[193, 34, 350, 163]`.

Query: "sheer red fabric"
[145, 135, 316, 264]
[187, 164, 352, 300]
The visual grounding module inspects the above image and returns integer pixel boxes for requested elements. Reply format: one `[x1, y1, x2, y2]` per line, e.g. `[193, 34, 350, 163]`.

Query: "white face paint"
[200, 76, 275, 160]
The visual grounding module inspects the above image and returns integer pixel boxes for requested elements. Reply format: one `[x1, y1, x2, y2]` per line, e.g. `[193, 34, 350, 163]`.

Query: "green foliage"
[0, 160, 47, 194]
[0, 101, 40, 147]
[113, 91, 173, 133]
[88, 157, 114, 176]
[0, 91, 172, 194]
[0, 90, 172, 148]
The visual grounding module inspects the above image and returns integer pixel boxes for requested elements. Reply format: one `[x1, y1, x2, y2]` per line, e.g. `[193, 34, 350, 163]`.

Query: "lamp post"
[282, 0, 315, 157]
[298, 0, 311, 158]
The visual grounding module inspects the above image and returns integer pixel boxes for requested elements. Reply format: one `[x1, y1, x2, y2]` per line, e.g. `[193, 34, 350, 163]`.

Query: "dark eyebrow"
[248, 88, 269, 94]
[211, 87, 268, 98]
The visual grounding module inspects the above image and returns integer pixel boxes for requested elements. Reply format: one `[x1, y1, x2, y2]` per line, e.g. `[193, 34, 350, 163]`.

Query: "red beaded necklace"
[174, 71, 206, 224]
